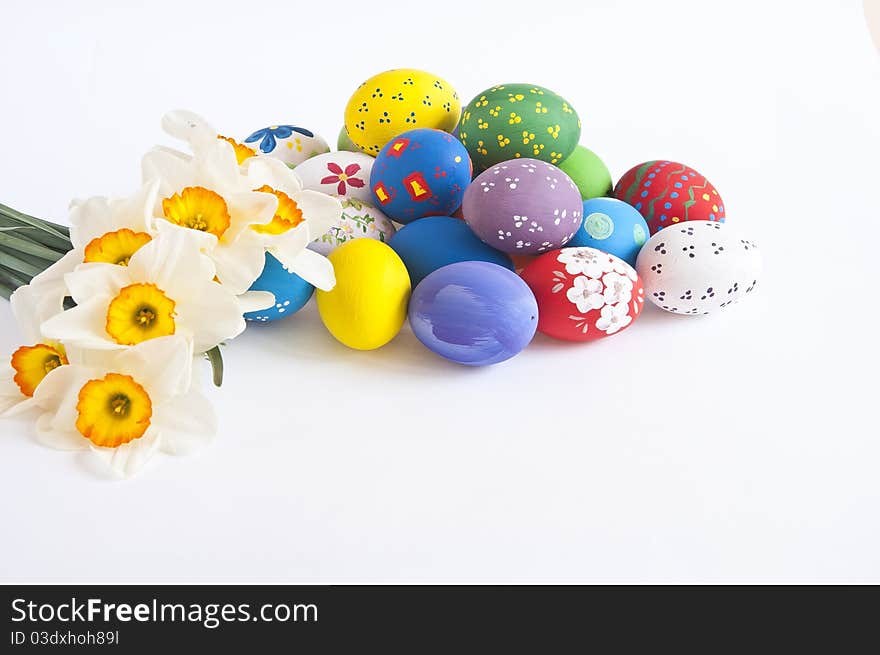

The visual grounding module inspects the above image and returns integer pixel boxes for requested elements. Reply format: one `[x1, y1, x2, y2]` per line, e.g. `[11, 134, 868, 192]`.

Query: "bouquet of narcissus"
[0, 110, 342, 477]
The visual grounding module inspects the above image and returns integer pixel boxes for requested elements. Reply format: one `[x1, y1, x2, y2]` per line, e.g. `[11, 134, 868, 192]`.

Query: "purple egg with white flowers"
[462, 158, 583, 255]
[408, 261, 538, 366]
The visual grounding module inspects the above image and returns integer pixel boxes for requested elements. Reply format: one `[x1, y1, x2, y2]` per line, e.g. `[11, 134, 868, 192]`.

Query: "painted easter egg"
[635, 221, 761, 315]
[388, 216, 513, 288]
[614, 160, 725, 234]
[293, 151, 375, 203]
[409, 261, 538, 366]
[521, 247, 645, 342]
[369, 128, 472, 224]
[310, 198, 396, 256]
[243, 125, 330, 167]
[459, 83, 581, 172]
[462, 158, 582, 255]
[558, 145, 612, 200]
[337, 127, 360, 153]
[344, 69, 461, 156]
[568, 197, 649, 267]
[244, 253, 314, 323]
[316, 239, 411, 350]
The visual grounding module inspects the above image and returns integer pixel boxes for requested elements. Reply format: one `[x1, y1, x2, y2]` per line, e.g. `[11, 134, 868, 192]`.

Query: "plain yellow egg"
[343, 68, 461, 156]
[316, 239, 411, 350]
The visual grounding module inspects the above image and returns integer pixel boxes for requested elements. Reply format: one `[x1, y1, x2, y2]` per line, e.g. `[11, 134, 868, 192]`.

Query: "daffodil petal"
[89, 428, 160, 478]
[113, 336, 194, 404]
[209, 230, 267, 295]
[41, 297, 117, 350]
[64, 262, 129, 303]
[126, 222, 215, 299]
[12, 251, 81, 336]
[154, 389, 217, 456]
[296, 189, 343, 239]
[280, 247, 336, 291]
[174, 282, 247, 352]
[142, 146, 195, 198]
[238, 290, 276, 313]
[0, 367, 34, 417]
[32, 366, 95, 451]
[225, 191, 278, 236]
[161, 110, 217, 151]
[245, 156, 304, 197]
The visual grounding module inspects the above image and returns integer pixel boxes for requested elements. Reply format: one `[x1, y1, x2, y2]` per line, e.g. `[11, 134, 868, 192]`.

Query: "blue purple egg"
[369, 128, 472, 224]
[388, 216, 514, 288]
[461, 158, 583, 255]
[567, 197, 649, 267]
[408, 261, 538, 366]
[244, 253, 314, 323]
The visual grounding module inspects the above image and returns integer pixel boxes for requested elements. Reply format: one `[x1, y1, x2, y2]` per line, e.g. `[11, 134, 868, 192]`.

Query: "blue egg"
[567, 197, 649, 267]
[409, 261, 538, 366]
[388, 216, 514, 288]
[369, 128, 472, 224]
[244, 253, 314, 323]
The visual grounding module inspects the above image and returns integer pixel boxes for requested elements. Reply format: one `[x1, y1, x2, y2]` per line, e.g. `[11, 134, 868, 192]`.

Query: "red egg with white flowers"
[520, 247, 644, 342]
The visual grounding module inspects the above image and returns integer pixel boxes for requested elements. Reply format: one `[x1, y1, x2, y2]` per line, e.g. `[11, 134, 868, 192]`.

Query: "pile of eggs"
[241, 68, 763, 366]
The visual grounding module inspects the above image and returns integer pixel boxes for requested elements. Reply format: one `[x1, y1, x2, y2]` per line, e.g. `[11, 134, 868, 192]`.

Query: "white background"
[0, 0, 877, 583]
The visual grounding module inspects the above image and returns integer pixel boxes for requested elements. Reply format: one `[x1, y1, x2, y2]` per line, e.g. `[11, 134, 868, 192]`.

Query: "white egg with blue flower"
[244, 253, 314, 323]
[243, 125, 330, 167]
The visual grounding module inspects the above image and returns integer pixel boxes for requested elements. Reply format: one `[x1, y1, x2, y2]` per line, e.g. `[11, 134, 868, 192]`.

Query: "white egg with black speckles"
[635, 221, 762, 315]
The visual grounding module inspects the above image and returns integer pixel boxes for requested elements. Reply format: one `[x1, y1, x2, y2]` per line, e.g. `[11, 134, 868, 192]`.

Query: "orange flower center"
[251, 185, 305, 235]
[218, 135, 256, 164]
[10, 343, 68, 397]
[83, 228, 152, 265]
[161, 186, 231, 239]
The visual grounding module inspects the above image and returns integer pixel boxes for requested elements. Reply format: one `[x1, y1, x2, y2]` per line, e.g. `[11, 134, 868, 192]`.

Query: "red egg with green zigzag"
[613, 160, 725, 235]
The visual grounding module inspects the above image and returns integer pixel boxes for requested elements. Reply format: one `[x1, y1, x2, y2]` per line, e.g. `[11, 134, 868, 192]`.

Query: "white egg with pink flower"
[293, 152, 375, 204]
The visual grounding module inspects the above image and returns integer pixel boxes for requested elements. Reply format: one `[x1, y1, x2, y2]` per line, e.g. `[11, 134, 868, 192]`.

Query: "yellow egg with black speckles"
[343, 69, 461, 156]
[316, 239, 411, 350]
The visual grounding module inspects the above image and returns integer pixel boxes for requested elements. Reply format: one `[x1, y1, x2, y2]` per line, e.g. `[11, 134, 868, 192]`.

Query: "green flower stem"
[205, 346, 224, 387]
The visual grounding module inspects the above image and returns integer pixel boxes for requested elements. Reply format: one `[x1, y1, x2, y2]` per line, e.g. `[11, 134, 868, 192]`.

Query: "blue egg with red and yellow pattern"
[369, 128, 471, 224]
[567, 197, 650, 267]
[244, 253, 314, 323]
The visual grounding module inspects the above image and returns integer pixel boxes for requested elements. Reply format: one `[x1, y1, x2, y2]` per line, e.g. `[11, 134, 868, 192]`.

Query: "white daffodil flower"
[242, 156, 339, 291]
[147, 110, 341, 291]
[0, 283, 72, 416]
[15, 181, 162, 316]
[142, 137, 278, 295]
[41, 222, 249, 354]
[31, 335, 215, 478]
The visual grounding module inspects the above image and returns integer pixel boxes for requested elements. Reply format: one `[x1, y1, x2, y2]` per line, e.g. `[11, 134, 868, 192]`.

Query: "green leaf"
[0, 280, 16, 301]
[0, 231, 68, 262]
[205, 346, 224, 387]
[0, 263, 33, 288]
[0, 202, 69, 239]
[0, 250, 44, 278]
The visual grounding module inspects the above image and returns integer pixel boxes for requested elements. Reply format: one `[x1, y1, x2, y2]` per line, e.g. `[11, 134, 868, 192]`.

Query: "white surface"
[0, 0, 877, 583]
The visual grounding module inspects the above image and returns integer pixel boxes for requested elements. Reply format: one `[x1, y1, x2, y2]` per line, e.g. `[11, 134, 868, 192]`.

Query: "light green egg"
[337, 126, 360, 153]
[558, 145, 612, 200]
